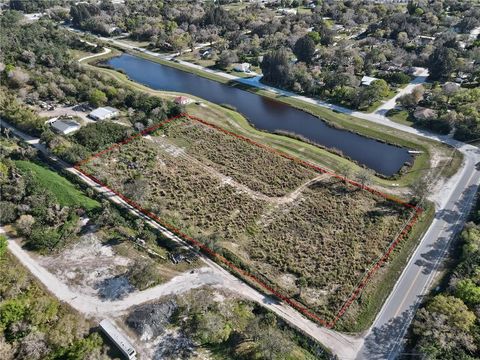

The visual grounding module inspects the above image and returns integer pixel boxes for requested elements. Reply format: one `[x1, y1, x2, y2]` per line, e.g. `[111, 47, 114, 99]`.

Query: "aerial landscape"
[0, 0, 479, 359]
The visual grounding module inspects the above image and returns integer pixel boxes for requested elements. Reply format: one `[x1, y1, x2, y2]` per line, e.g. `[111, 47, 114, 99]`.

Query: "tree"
[413, 295, 476, 354]
[427, 295, 475, 332]
[0, 201, 17, 224]
[7, 69, 29, 88]
[15, 332, 48, 360]
[26, 227, 61, 251]
[397, 85, 425, 110]
[338, 163, 352, 182]
[411, 176, 430, 203]
[293, 35, 316, 64]
[456, 279, 480, 306]
[355, 169, 373, 188]
[255, 327, 293, 360]
[428, 47, 458, 81]
[88, 89, 107, 107]
[15, 215, 35, 237]
[260, 48, 292, 87]
[194, 311, 232, 345]
[307, 31, 321, 44]
[296, 276, 307, 298]
[370, 79, 390, 98]
[216, 50, 238, 70]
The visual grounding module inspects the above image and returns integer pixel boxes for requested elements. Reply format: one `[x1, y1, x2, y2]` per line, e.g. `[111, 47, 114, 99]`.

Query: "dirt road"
[2, 121, 361, 359]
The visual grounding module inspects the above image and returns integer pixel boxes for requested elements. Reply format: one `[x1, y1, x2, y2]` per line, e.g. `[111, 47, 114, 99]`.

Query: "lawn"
[387, 109, 415, 126]
[80, 116, 417, 326]
[15, 160, 100, 210]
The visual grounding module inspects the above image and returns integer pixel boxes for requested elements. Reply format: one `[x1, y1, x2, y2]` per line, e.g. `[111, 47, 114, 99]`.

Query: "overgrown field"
[81, 117, 415, 323]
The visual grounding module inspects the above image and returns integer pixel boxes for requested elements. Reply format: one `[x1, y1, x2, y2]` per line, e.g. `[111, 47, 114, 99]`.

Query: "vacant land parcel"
[79, 116, 416, 325]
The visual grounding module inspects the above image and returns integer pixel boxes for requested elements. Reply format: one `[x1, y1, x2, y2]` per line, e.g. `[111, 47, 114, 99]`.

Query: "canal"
[106, 53, 412, 176]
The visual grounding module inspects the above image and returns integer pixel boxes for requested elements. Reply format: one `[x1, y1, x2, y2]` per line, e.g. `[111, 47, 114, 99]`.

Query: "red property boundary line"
[75, 113, 423, 329]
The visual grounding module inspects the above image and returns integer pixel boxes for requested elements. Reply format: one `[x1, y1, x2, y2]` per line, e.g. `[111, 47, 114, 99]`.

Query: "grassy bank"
[87, 45, 462, 189]
[15, 160, 100, 210]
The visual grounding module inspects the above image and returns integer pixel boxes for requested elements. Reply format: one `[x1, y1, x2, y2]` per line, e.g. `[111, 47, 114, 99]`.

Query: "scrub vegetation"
[82, 117, 416, 324]
[0, 244, 108, 360]
[125, 287, 328, 360]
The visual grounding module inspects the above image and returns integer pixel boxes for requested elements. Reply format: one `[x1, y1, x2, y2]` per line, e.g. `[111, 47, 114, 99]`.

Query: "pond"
[106, 53, 412, 176]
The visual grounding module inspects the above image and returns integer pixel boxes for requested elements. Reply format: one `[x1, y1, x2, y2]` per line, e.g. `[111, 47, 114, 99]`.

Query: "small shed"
[174, 96, 191, 105]
[89, 106, 119, 121]
[50, 119, 81, 135]
[360, 76, 379, 86]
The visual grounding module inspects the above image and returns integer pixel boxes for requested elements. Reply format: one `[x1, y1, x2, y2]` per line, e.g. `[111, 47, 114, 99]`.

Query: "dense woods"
[0, 11, 181, 163]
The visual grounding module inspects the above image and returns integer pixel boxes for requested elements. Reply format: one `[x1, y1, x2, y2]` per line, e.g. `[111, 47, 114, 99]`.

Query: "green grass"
[15, 160, 100, 210]
[387, 109, 415, 126]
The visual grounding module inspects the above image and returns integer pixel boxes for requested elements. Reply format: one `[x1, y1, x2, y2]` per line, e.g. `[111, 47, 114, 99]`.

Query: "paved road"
[373, 68, 429, 116]
[2, 121, 361, 359]
[357, 144, 480, 359]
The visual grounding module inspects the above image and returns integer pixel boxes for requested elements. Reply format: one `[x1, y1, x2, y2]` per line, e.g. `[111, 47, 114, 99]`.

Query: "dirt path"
[3, 229, 362, 359]
[149, 135, 328, 205]
[3, 122, 364, 359]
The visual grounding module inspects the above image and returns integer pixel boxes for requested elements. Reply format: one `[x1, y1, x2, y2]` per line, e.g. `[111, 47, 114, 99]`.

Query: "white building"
[99, 319, 136, 360]
[50, 119, 81, 135]
[360, 75, 380, 86]
[234, 63, 251, 73]
[89, 106, 119, 121]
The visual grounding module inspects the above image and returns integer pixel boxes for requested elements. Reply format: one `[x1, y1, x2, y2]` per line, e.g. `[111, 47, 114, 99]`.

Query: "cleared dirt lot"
[81, 116, 415, 322]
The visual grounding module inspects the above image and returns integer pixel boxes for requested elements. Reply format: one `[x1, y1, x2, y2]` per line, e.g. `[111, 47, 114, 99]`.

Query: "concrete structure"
[99, 319, 136, 360]
[360, 75, 379, 86]
[50, 119, 81, 135]
[89, 106, 119, 121]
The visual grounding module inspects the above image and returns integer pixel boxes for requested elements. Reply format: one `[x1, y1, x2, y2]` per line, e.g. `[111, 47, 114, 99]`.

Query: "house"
[416, 35, 435, 46]
[414, 107, 437, 121]
[360, 75, 379, 86]
[332, 24, 345, 32]
[278, 8, 297, 15]
[174, 96, 191, 105]
[233, 63, 251, 73]
[89, 106, 119, 121]
[455, 72, 470, 84]
[50, 119, 81, 135]
[24, 13, 44, 22]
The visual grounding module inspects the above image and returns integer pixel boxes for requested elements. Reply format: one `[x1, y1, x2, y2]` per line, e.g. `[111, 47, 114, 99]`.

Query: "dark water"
[106, 54, 412, 176]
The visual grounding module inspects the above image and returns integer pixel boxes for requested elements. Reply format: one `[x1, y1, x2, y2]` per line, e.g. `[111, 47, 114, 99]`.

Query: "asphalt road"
[357, 145, 480, 359]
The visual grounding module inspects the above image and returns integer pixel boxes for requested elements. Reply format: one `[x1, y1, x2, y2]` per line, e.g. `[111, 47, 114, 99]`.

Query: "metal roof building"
[89, 106, 119, 121]
[50, 119, 81, 135]
[99, 319, 136, 360]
